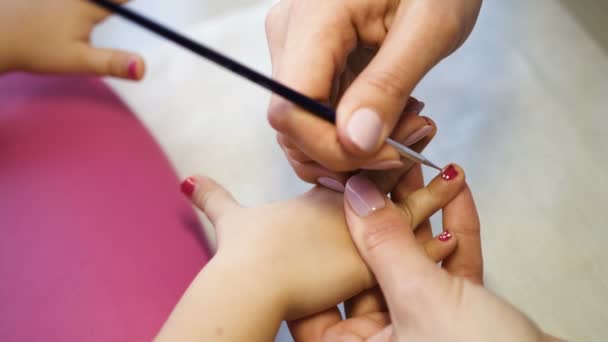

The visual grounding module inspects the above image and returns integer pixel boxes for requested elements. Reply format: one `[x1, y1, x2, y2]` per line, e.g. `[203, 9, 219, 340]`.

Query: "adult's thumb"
[343, 175, 439, 309]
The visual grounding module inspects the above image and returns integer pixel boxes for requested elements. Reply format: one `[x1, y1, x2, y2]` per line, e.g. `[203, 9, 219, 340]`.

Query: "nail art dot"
[438, 231, 452, 242]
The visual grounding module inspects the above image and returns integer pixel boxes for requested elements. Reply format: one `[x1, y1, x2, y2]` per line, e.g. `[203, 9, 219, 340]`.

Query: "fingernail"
[402, 125, 433, 146]
[318, 177, 345, 192]
[441, 165, 458, 181]
[345, 175, 386, 217]
[405, 100, 425, 114]
[362, 159, 403, 170]
[438, 231, 452, 242]
[127, 59, 138, 80]
[180, 177, 196, 197]
[347, 108, 383, 153]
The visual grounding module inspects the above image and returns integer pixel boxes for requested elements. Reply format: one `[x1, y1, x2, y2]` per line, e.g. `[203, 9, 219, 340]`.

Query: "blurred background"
[93, 0, 607, 341]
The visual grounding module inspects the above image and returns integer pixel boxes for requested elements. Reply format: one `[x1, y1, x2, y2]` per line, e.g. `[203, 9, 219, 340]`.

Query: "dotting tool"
[89, 0, 442, 171]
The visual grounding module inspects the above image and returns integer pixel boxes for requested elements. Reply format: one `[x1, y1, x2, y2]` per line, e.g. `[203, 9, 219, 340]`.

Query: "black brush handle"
[89, 0, 336, 123]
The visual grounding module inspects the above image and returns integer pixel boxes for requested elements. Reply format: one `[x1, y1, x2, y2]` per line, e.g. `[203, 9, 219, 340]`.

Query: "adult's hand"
[333, 171, 561, 341]
[266, 0, 482, 186]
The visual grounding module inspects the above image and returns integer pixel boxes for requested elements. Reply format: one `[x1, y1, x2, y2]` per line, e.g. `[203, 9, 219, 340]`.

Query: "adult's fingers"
[344, 228, 455, 319]
[363, 114, 436, 194]
[336, 1, 474, 158]
[441, 183, 484, 284]
[343, 175, 438, 306]
[287, 307, 342, 342]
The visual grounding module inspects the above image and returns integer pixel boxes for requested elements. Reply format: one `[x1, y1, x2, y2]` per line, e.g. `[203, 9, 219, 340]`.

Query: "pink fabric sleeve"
[0, 74, 211, 341]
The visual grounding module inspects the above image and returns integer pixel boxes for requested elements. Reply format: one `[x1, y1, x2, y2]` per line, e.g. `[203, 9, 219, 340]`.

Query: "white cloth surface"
[96, 1, 607, 341]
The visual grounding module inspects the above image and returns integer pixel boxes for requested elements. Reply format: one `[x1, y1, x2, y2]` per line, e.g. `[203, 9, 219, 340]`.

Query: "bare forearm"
[155, 257, 285, 342]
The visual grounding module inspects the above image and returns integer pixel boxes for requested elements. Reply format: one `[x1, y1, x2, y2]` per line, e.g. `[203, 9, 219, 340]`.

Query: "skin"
[157, 166, 563, 341]
[328, 174, 563, 342]
[0, 0, 145, 79]
[156, 165, 468, 341]
[265, 0, 482, 184]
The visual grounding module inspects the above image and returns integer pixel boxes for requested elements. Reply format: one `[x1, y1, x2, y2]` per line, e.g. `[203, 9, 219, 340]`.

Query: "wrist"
[156, 254, 286, 342]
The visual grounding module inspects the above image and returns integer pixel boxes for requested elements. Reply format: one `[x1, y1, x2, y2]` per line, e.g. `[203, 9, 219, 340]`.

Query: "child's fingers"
[77, 45, 145, 80]
[88, 0, 132, 23]
[390, 164, 434, 243]
[396, 164, 466, 231]
[180, 176, 241, 226]
[424, 231, 457, 262]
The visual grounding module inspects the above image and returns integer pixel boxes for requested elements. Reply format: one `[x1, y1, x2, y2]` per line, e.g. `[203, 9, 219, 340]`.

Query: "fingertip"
[431, 163, 466, 184]
[180, 176, 197, 198]
[338, 107, 386, 158]
[125, 55, 145, 81]
[424, 231, 458, 262]
[267, 98, 294, 132]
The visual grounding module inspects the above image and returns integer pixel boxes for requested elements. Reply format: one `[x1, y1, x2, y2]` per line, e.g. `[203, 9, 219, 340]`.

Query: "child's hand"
[0, 0, 144, 79]
[156, 165, 468, 341]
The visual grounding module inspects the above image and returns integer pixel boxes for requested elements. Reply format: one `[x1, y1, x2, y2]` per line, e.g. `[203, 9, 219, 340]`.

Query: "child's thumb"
[180, 176, 241, 226]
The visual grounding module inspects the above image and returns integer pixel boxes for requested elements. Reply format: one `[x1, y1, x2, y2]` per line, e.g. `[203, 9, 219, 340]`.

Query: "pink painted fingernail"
[128, 59, 138, 80]
[345, 175, 386, 217]
[438, 231, 452, 242]
[318, 177, 345, 192]
[180, 177, 196, 197]
[362, 159, 403, 170]
[347, 108, 383, 153]
[442, 165, 458, 181]
[402, 125, 433, 146]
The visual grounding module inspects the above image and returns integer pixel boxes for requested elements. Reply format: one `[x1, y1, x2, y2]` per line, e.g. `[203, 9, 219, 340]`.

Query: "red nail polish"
[442, 165, 458, 181]
[438, 231, 452, 242]
[180, 177, 196, 197]
[128, 60, 138, 80]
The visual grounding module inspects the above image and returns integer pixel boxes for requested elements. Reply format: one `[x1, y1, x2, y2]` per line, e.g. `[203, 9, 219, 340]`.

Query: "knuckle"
[447, 263, 484, 285]
[265, 5, 281, 35]
[290, 160, 315, 183]
[422, 2, 465, 53]
[360, 214, 406, 253]
[319, 158, 354, 173]
[358, 68, 408, 100]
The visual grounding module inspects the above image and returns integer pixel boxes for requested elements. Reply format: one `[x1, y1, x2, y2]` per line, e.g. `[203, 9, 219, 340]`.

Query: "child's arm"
[0, 0, 144, 79]
[155, 166, 466, 341]
[155, 258, 284, 341]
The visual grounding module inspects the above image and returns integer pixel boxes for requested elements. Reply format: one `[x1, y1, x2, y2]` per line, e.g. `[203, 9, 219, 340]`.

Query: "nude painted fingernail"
[180, 177, 196, 197]
[345, 175, 386, 217]
[438, 231, 452, 242]
[128, 59, 138, 80]
[402, 125, 433, 146]
[362, 159, 403, 170]
[347, 108, 383, 153]
[441, 165, 458, 181]
[318, 177, 345, 192]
